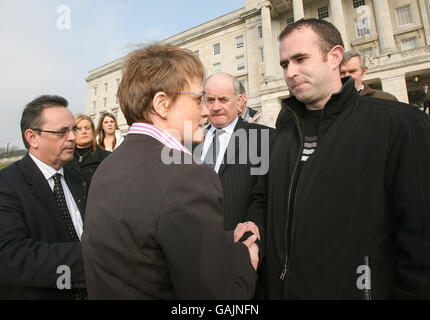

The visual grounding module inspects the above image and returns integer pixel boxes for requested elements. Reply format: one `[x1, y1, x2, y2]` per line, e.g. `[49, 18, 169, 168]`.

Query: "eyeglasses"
[175, 91, 205, 105]
[32, 125, 78, 138]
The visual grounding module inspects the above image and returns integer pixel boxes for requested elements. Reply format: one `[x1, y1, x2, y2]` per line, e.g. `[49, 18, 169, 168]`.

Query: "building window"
[193, 50, 199, 57]
[318, 6, 329, 20]
[356, 16, 370, 37]
[396, 5, 413, 26]
[113, 111, 119, 120]
[104, 83, 108, 92]
[213, 43, 220, 55]
[352, 0, 365, 8]
[287, 17, 294, 25]
[213, 63, 221, 73]
[259, 47, 264, 62]
[258, 25, 263, 39]
[116, 78, 120, 88]
[115, 95, 119, 105]
[93, 87, 97, 96]
[103, 97, 107, 109]
[360, 47, 374, 58]
[92, 101, 96, 111]
[401, 37, 418, 51]
[236, 56, 245, 71]
[236, 35, 244, 48]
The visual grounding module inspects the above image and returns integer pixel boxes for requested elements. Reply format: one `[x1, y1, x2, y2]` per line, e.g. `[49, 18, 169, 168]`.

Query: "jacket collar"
[17, 153, 83, 240]
[282, 76, 357, 118]
[361, 83, 374, 96]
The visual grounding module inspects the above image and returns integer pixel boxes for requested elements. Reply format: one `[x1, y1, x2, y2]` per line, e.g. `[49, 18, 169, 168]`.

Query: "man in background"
[238, 82, 273, 127]
[341, 50, 397, 101]
[202, 72, 272, 232]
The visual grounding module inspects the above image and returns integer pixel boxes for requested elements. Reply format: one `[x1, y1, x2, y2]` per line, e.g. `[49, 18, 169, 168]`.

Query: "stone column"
[329, 0, 350, 50]
[373, 0, 396, 54]
[292, 0, 304, 21]
[381, 75, 408, 103]
[419, 0, 430, 46]
[261, 2, 276, 80]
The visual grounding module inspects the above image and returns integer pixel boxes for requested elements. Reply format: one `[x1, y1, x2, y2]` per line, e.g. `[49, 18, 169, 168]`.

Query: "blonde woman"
[66, 113, 110, 196]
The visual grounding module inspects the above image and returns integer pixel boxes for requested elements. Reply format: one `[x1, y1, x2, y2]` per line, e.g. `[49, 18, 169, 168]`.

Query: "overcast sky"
[0, 0, 243, 149]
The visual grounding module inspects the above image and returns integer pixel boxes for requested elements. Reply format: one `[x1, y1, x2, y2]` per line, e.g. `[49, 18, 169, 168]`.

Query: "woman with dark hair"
[95, 112, 124, 151]
[66, 113, 110, 196]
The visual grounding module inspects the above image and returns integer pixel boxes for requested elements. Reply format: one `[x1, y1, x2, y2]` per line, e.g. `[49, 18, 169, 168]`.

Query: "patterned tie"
[52, 173, 87, 300]
[204, 129, 224, 168]
[52, 173, 79, 241]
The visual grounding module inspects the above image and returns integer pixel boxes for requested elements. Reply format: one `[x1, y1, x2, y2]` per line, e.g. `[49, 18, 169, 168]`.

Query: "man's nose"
[285, 64, 298, 80]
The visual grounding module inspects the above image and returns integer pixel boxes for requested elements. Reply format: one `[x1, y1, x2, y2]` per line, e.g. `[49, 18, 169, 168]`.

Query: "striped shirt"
[301, 136, 318, 162]
[300, 109, 322, 163]
[128, 123, 191, 155]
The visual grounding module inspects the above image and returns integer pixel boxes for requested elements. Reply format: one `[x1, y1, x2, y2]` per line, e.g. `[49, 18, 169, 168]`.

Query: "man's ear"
[329, 45, 344, 71]
[24, 129, 39, 149]
[152, 92, 169, 119]
[362, 66, 368, 77]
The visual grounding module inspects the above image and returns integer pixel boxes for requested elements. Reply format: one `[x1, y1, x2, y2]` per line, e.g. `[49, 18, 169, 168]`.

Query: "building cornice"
[367, 47, 430, 74]
[162, 8, 247, 47]
[86, 57, 125, 83]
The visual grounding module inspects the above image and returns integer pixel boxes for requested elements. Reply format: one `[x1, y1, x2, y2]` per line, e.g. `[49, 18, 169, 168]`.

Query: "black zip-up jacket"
[248, 77, 430, 299]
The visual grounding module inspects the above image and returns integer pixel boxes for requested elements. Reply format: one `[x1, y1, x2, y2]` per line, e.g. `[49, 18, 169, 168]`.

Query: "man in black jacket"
[249, 18, 430, 299]
[0, 95, 86, 299]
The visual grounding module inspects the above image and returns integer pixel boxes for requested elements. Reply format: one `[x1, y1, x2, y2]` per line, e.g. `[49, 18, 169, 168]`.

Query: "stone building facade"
[86, 0, 430, 131]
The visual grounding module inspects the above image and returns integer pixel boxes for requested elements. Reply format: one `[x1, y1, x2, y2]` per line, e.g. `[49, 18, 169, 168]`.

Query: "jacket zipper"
[280, 108, 304, 280]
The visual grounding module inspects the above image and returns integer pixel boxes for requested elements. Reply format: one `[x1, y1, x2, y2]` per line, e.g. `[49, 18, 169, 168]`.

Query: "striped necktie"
[204, 129, 224, 168]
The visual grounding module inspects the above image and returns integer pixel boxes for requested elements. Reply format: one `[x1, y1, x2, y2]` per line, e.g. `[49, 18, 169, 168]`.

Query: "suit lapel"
[218, 118, 248, 176]
[18, 154, 72, 240]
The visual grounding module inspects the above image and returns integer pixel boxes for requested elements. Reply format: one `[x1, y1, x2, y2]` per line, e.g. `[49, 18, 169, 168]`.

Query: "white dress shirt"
[201, 116, 239, 173]
[29, 153, 83, 239]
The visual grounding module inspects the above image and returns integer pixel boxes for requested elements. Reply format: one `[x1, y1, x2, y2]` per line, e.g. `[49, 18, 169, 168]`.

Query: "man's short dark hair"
[278, 18, 344, 56]
[20, 95, 68, 149]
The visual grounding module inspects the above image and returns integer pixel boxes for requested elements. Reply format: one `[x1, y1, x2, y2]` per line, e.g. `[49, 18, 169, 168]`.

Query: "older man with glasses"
[0, 95, 87, 299]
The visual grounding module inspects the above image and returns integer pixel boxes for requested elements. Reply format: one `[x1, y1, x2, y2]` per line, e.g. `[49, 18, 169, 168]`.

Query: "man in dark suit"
[0, 95, 86, 299]
[201, 72, 272, 231]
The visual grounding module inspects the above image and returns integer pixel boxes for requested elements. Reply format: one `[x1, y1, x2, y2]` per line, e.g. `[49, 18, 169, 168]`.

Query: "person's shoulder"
[368, 89, 398, 101]
[239, 118, 273, 132]
[163, 152, 221, 192]
[96, 146, 111, 159]
[357, 95, 426, 125]
[358, 94, 413, 113]
[0, 160, 20, 180]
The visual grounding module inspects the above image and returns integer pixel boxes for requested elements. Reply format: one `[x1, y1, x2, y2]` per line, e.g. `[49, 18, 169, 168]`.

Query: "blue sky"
[0, 0, 244, 149]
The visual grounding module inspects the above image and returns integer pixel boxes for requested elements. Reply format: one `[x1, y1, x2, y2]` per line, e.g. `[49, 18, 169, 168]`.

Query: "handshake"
[233, 221, 260, 271]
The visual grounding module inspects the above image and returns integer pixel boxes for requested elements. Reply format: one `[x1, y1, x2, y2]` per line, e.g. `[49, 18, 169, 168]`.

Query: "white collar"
[29, 152, 64, 180]
[207, 116, 239, 137]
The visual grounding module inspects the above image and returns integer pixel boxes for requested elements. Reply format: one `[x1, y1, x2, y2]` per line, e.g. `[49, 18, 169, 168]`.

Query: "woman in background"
[96, 112, 124, 151]
[66, 114, 110, 196]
